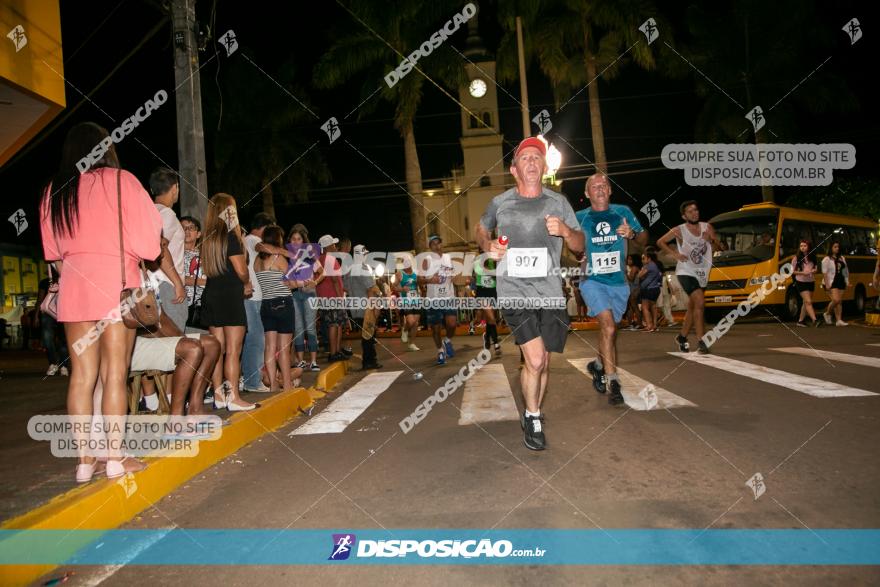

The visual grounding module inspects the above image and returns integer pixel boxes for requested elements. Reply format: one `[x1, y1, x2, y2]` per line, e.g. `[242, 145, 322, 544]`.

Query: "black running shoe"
[341, 346, 354, 357]
[675, 334, 690, 352]
[697, 340, 710, 354]
[522, 412, 546, 451]
[608, 379, 625, 406]
[587, 360, 607, 394]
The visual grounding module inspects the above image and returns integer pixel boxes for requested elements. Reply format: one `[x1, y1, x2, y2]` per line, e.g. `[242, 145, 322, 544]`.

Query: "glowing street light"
[538, 135, 562, 186]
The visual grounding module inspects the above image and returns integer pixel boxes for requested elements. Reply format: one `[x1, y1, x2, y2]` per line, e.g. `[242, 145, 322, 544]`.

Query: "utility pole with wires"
[171, 0, 209, 221]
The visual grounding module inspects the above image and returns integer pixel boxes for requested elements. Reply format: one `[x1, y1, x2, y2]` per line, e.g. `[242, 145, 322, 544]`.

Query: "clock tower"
[457, 12, 506, 245]
[420, 7, 510, 252]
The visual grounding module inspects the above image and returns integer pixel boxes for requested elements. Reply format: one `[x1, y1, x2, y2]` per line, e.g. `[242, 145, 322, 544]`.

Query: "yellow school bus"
[705, 203, 878, 320]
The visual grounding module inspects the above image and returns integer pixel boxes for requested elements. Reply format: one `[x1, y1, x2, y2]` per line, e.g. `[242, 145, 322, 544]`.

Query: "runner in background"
[657, 200, 722, 354]
[419, 235, 457, 365]
[394, 256, 421, 352]
[474, 255, 501, 356]
[576, 173, 647, 406]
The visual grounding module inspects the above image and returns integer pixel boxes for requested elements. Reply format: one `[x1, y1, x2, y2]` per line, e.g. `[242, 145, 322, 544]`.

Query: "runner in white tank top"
[657, 200, 723, 354]
[675, 220, 712, 287]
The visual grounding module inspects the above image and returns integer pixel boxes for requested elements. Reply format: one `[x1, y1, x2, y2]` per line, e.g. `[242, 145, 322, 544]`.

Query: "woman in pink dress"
[40, 122, 162, 482]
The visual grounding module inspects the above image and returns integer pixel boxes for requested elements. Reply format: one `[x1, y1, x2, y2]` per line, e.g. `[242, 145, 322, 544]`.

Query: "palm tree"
[204, 54, 329, 220]
[681, 0, 856, 202]
[497, 0, 664, 173]
[314, 0, 467, 250]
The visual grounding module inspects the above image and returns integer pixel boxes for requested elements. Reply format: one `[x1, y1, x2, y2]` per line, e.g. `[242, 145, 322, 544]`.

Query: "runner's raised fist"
[545, 215, 570, 238]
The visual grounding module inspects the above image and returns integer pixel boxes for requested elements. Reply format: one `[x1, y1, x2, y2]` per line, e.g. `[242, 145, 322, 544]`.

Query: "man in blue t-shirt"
[576, 173, 648, 406]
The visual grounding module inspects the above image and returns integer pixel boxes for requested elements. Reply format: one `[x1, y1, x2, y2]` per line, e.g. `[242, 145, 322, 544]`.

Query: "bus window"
[710, 209, 779, 267]
[847, 227, 871, 256]
[814, 224, 849, 255]
[780, 220, 814, 258]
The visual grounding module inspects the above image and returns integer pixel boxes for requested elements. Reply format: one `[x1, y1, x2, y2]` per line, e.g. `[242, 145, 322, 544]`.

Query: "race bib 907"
[507, 247, 548, 278]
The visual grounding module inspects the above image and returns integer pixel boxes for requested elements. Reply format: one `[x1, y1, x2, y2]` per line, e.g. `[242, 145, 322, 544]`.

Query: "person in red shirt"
[316, 235, 347, 361]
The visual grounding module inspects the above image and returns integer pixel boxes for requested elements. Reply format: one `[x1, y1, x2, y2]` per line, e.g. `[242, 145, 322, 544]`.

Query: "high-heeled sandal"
[76, 461, 97, 483]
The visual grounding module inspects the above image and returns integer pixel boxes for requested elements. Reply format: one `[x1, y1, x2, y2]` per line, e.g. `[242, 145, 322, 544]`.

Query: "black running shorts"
[501, 308, 569, 353]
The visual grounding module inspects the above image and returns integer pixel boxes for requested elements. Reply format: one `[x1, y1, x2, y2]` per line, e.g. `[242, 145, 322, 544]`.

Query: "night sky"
[2, 0, 877, 253]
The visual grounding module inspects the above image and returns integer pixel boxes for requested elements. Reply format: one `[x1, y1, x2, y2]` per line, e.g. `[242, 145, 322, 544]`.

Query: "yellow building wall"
[0, 0, 64, 164]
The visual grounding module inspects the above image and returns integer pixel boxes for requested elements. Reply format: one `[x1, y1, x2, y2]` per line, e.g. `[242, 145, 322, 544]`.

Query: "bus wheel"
[784, 287, 801, 321]
[850, 284, 867, 314]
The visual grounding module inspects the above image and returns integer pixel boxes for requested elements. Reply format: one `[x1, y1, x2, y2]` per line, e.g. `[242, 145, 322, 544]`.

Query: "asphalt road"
[41, 319, 880, 586]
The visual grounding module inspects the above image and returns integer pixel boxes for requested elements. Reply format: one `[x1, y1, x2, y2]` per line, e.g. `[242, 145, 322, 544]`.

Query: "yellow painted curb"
[0, 380, 336, 586]
[308, 387, 326, 400]
[316, 360, 348, 391]
[865, 312, 880, 326]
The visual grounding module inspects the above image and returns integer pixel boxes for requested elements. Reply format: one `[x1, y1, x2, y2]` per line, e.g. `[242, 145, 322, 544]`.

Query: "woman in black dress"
[200, 193, 257, 411]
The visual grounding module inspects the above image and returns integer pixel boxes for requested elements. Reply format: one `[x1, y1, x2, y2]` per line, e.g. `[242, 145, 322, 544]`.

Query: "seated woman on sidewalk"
[133, 312, 221, 416]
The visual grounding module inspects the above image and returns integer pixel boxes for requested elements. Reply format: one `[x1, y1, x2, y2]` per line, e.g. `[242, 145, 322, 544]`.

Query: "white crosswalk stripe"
[670, 352, 877, 398]
[290, 371, 403, 435]
[568, 358, 697, 410]
[771, 347, 880, 369]
[458, 363, 519, 425]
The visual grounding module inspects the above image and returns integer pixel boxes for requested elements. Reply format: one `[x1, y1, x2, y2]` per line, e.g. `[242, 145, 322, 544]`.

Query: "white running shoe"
[46, 364, 59, 376]
[823, 313, 833, 325]
[407, 343, 420, 352]
[60, 366, 69, 376]
[836, 320, 848, 326]
[401, 330, 409, 343]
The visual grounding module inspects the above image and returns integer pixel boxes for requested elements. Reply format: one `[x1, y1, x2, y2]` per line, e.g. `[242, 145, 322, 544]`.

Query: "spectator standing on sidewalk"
[317, 234, 347, 362]
[347, 244, 381, 369]
[148, 168, 188, 331]
[288, 225, 322, 371]
[639, 250, 662, 332]
[180, 216, 206, 329]
[37, 269, 70, 376]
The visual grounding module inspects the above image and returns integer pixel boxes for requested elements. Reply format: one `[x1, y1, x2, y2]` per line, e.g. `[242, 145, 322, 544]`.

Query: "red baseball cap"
[514, 136, 547, 159]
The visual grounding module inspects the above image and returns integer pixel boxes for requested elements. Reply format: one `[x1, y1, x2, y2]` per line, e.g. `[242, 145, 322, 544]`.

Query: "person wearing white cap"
[317, 235, 347, 362]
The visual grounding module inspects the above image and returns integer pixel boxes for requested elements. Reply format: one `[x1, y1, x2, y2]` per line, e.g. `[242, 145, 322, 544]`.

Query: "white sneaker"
[494, 343, 502, 356]
[401, 330, 409, 343]
[46, 364, 59, 376]
[823, 313, 833, 325]
[836, 320, 848, 326]
[407, 343, 420, 352]
[243, 382, 272, 393]
[59, 366, 69, 376]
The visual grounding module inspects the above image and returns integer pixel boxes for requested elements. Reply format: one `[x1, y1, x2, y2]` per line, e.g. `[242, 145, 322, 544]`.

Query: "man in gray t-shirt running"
[476, 137, 585, 451]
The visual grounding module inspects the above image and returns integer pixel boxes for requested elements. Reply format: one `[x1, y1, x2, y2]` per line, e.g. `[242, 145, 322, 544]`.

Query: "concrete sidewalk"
[0, 350, 339, 524]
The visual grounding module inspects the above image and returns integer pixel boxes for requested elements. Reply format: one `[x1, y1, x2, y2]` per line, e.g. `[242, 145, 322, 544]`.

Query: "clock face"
[468, 78, 487, 98]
